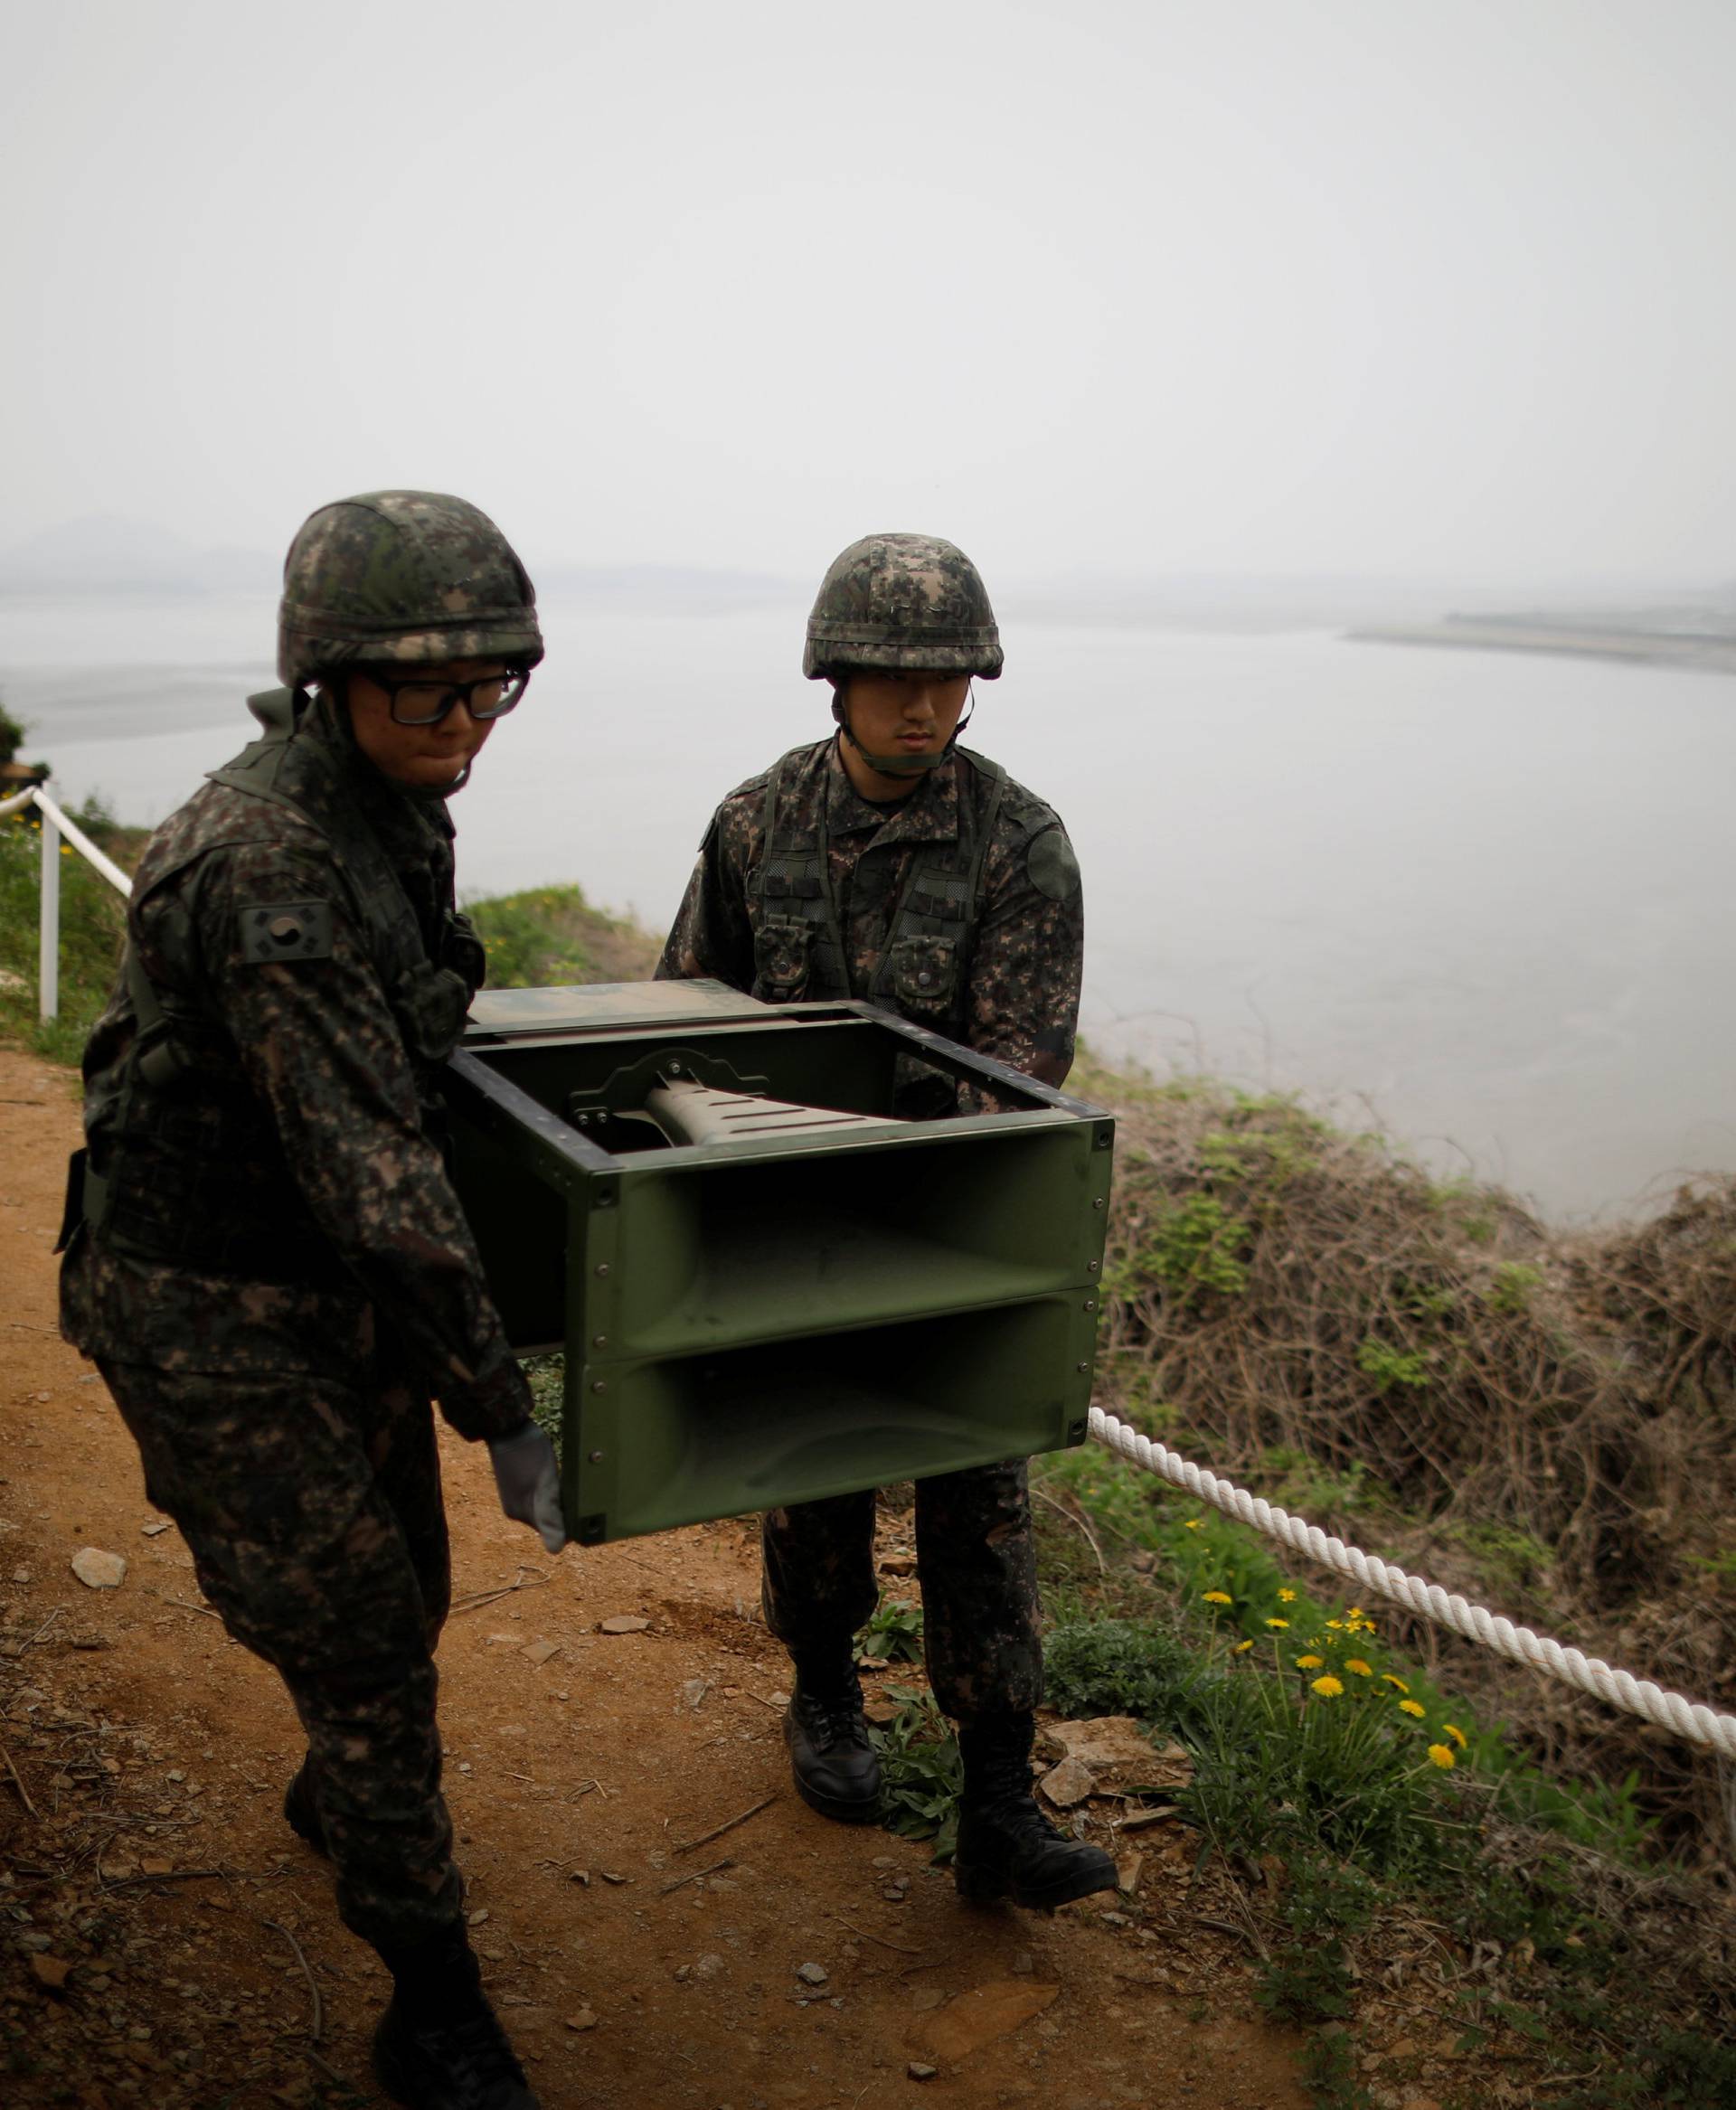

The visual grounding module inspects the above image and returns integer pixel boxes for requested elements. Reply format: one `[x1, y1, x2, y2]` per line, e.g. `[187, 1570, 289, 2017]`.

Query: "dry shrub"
[1090, 1070, 1736, 1851]
[1581, 1176, 1736, 1409]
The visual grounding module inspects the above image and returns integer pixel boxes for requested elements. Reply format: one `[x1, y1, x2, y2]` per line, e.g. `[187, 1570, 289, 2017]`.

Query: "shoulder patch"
[239, 900, 335, 965]
[1025, 826, 1081, 903]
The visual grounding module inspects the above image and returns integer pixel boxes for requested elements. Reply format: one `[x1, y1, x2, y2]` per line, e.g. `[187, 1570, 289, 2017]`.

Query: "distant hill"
[0, 516, 278, 596]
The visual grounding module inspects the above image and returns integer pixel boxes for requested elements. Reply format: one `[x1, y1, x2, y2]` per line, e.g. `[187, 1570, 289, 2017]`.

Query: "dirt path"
[0, 1045, 1308, 2109]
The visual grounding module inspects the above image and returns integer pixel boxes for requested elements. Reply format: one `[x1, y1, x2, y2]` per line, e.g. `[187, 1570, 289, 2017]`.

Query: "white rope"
[1089, 1407, 1736, 1760]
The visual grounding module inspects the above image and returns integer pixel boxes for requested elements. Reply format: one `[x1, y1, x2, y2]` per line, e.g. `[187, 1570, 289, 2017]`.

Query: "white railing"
[0, 784, 133, 1021]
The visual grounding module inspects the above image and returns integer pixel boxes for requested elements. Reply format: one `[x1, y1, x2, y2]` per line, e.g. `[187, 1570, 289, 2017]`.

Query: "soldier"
[658, 532, 1117, 1911]
[59, 492, 561, 2110]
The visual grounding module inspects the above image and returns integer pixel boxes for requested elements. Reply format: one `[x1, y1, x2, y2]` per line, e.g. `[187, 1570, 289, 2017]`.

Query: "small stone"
[1011, 1951, 1034, 1975]
[880, 1552, 917, 1575]
[871, 1856, 896, 1870]
[565, 2009, 598, 2032]
[694, 1954, 726, 1980]
[1038, 1755, 1097, 1808]
[71, 1547, 127, 1590]
[908, 2064, 939, 2081]
[522, 1640, 561, 1667]
[1099, 1910, 1130, 1929]
[141, 1521, 171, 1538]
[468, 1908, 490, 1926]
[599, 1871, 628, 1885]
[911, 1987, 945, 2011]
[795, 1962, 828, 1987]
[31, 1955, 71, 1992]
[680, 1679, 710, 1710]
[569, 1870, 590, 1886]
[599, 1615, 650, 1634]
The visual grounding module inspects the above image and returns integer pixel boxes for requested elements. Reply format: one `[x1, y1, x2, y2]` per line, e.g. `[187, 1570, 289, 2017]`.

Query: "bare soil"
[0, 1048, 1310, 2110]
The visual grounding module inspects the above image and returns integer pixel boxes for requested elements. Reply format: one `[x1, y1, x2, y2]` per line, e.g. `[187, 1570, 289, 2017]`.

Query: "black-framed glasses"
[362, 668, 532, 726]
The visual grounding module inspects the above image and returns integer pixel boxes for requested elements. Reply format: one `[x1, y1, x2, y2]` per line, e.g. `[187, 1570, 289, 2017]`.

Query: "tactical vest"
[747, 743, 1006, 1040]
[74, 690, 484, 1280]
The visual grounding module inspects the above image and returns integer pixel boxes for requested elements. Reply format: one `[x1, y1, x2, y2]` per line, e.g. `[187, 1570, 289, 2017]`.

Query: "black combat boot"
[373, 1926, 541, 2110]
[784, 1658, 882, 1823]
[282, 1756, 329, 1858]
[953, 1713, 1118, 1912]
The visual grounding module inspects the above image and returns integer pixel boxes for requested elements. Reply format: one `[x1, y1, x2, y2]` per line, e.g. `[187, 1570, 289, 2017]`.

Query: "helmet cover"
[278, 490, 543, 687]
[803, 532, 1002, 682]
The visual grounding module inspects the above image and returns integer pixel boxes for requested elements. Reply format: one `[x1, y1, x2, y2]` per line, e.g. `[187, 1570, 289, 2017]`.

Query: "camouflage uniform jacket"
[60, 695, 532, 1442]
[658, 738, 1083, 1100]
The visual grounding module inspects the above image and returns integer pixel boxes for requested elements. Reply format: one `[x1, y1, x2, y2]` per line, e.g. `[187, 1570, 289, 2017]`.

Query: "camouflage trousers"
[97, 1354, 461, 1952]
[761, 1461, 1043, 1719]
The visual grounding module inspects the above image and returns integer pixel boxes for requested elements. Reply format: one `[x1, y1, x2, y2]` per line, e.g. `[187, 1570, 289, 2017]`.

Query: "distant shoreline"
[1348, 619, 1736, 674]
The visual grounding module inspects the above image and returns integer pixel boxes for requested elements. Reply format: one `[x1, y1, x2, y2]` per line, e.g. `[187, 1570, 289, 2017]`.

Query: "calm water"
[5, 591, 1734, 1222]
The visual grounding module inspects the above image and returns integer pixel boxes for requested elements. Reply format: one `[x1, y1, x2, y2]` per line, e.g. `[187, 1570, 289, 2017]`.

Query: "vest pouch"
[753, 915, 814, 1002]
[392, 962, 472, 1065]
[888, 932, 960, 1017]
[442, 910, 488, 1000]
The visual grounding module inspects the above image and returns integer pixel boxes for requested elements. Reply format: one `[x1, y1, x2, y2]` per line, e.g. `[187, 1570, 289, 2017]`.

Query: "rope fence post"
[38, 801, 60, 1022]
[3, 785, 131, 1022]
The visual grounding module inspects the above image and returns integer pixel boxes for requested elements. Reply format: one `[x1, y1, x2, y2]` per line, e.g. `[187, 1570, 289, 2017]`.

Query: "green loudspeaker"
[447, 982, 1115, 1544]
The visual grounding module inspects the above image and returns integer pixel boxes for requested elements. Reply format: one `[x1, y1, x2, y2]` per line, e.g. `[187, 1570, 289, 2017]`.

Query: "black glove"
[487, 1423, 565, 1552]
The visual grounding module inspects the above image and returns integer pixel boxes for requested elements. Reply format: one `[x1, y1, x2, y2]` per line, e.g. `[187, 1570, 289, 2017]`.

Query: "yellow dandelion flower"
[1311, 1675, 1344, 1699]
[1278, 1587, 1297, 1603]
[1382, 1673, 1410, 1693]
[1295, 1653, 1325, 1671]
[1427, 1743, 1456, 1769]
[1325, 1619, 1345, 1631]
[1233, 1639, 1254, 1654]
[1398, 1699, 1426, 1719]
[1344, 1658, 1373, 1677]
[1183, 1518, 1203, 1530]
[1202, 1590, 1233, 1606]
[1347, 1606, 1364, 1618]
[1443, 1722, 1467, 1748]
[1265, 1617, 1289, 1629]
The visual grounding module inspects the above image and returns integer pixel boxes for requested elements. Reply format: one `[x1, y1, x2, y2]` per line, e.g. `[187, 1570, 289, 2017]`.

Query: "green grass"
[465, 881, 660, 988]
[1024, 1446, 1732, 2108]
[0, 801, 132, 1068]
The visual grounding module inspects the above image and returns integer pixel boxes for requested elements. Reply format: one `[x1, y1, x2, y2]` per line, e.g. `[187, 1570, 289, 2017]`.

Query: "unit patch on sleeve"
[1025, 827, 1081, 903]
[239, 900, 335, 964]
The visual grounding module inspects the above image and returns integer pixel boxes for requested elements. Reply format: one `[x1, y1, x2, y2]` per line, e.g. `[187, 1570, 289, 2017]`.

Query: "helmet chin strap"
[833, 682, 975, 778]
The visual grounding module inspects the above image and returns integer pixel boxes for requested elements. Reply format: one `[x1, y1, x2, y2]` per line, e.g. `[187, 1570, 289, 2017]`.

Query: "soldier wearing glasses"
[61, 492, 558, 2110]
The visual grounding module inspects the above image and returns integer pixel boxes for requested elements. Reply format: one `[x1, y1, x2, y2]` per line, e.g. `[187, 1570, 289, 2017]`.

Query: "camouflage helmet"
[803, 532, 1003, 682]
[278, 490, 543, 688]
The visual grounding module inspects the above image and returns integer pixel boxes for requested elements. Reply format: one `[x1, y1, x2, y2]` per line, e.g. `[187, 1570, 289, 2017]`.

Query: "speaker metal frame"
[447, 982, 1115, 1543]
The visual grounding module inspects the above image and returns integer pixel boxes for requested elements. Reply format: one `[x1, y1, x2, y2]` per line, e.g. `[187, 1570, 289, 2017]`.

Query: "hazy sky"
[4, 0, 1733, 585]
